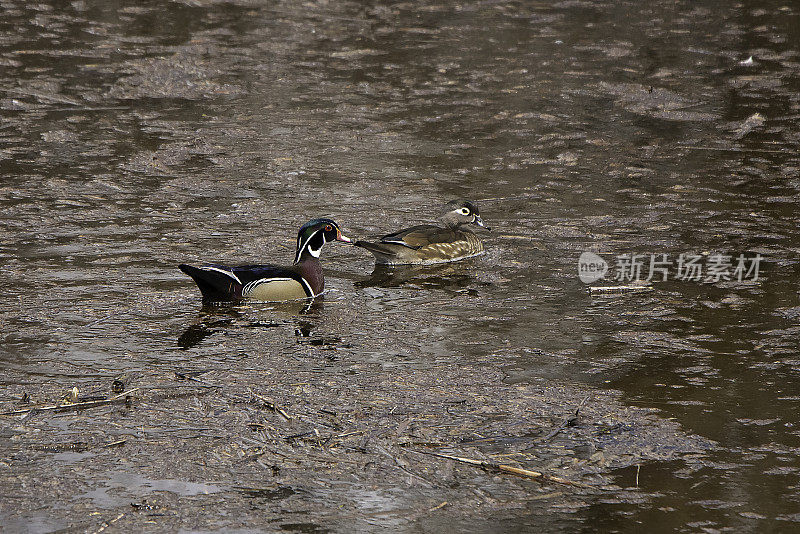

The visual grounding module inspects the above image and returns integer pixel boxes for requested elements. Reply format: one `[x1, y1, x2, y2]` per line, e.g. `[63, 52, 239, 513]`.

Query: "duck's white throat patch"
[306, 244, 321, 258]
[295, 229, 326, 263]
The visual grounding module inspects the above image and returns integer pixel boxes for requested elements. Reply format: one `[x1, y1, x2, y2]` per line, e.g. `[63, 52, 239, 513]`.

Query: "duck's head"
[294, 218, 352, 264]
[441, 200, 490, 230]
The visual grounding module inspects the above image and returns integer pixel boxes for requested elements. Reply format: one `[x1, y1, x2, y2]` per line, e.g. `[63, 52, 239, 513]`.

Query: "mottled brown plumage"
[354, 200, 489, 265]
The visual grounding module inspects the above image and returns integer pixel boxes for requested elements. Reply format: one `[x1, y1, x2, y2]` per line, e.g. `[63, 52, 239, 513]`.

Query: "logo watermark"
[578, 252, 609, 283]
[578, 252, 763, 284]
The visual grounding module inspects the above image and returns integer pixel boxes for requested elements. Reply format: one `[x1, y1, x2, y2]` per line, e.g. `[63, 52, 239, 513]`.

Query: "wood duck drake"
[179, 218, 351, 302]
[354, 200, 490, 265]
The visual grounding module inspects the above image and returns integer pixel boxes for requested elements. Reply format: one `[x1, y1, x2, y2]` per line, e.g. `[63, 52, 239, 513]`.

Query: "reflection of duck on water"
[356, 263, 477, 293]
[177, 299, 323, 350]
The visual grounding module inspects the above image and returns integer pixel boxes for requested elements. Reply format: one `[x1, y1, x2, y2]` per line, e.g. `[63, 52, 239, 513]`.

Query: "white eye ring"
[459, 207, 470, 215]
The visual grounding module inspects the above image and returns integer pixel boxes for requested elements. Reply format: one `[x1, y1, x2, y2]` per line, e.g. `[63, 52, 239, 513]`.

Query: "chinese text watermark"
[578, 252, 762, 284]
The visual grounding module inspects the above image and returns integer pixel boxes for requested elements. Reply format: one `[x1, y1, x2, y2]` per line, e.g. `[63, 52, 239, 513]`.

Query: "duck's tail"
[179, 264, 240, 302]
[353, 240, 401, 263]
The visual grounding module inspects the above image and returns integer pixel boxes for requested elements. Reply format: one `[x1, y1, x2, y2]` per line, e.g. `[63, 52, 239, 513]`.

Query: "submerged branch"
[407, 449, 594, 489]
[0, 389, 139, 416]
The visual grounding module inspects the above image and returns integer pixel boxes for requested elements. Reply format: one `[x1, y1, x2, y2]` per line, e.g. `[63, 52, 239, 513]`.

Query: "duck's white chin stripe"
[295, 229, 326, 262]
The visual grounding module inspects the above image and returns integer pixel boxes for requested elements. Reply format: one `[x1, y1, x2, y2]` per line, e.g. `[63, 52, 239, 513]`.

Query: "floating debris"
[589, 284, 654, 294]
[733, 112, 766, 139]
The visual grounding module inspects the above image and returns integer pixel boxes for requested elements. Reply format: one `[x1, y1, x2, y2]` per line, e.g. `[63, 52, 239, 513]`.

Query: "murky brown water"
[2, 0, 800, 532]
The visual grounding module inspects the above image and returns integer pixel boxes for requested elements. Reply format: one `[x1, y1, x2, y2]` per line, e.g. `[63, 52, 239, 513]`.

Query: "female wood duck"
[179, 219, 351, 302]
[354, 200, 490, 265]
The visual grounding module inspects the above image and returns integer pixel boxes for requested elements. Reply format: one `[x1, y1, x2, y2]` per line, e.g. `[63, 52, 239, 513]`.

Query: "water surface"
[2, 0, 800, 532]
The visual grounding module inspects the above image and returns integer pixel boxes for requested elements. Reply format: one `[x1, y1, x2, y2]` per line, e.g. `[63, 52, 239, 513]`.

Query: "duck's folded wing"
[378, 224, 456, 248]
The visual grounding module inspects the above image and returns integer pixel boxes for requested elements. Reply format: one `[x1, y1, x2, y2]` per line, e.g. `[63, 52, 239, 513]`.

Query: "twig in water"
[534, 394, 590, 445]
[376, 447, 435, 488]
[334, 430, 364, 440]
[407, 449, 594, 489]
[589, 284, 653, 294]
[174, 370, 222, 389]
[284, 431, 316, 441]
[251, 392, 292, 421]
[428, 501, 448, 512]
[0, 389, 139, 416]
[89, 512, 125, 534]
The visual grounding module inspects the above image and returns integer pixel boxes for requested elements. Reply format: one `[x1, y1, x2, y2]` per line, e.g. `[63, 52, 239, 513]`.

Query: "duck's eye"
[325, 224, 333, 232]
[459, 208, 470, 216]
